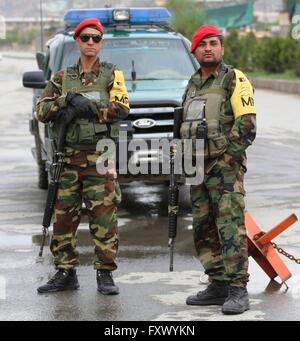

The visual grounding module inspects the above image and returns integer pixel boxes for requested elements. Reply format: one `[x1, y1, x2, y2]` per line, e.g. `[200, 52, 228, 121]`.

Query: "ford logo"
[133, 118, 156, 129]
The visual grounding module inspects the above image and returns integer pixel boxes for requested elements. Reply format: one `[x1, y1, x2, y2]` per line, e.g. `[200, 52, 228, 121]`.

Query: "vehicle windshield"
[60, 37, 196, 80]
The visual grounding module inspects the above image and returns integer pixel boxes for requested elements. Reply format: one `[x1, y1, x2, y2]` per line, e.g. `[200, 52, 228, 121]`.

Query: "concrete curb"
[251, 78, 300, 95]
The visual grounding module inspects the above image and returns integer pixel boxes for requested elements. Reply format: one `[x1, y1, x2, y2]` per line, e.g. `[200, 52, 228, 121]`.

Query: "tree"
[224, 30, 241, 67]
[166, 0, 205, 39]
[253, 37, 288, 73]
[238, 32, 257, 71]
[289, 35, 300, 76]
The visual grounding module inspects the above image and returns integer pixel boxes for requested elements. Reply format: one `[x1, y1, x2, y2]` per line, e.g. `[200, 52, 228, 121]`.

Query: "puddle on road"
[0, 181, 194, 261]
[30, 213, 195, 263]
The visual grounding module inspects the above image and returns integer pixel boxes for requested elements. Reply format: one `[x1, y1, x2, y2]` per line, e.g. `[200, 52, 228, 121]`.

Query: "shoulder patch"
[230, 69, 256, 119]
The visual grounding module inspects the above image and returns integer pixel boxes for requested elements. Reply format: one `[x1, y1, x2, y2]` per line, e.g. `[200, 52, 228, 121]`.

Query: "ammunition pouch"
[49, 119, 120, 151]
[206, 134, 228, 159]
[180, 119, 229, 160]
[180, 120, 201, 140]
[180, 119, 205, 155]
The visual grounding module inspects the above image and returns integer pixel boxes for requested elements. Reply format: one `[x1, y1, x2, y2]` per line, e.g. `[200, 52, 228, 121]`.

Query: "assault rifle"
[168, 107, 183, 271]
[38, 109, 74, 257]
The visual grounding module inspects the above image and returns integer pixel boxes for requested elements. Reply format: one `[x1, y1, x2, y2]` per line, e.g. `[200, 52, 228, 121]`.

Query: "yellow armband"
[109, 69, 129, 109]
[230, 69, 256, 119]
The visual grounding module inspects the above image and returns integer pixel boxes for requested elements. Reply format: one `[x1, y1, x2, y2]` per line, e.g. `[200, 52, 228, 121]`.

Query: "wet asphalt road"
[0, 54, 300, 321]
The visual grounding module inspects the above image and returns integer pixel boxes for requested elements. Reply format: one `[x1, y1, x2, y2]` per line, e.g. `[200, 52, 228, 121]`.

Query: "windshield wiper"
[136, 78, 161, 80]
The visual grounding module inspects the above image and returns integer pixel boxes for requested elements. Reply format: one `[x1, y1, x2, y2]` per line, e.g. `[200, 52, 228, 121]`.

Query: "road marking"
[151, 288, 199, 306]
[152, 305, 265, 321]
[117, 270, 203, 286]
[117, 271, 265, 321]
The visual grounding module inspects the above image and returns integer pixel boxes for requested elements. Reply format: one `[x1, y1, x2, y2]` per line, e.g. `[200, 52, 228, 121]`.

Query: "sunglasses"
[79, 34, 102, 43]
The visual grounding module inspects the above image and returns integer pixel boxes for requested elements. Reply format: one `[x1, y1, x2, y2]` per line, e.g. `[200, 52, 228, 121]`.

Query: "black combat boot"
[37, 269, 79, 294]
[97, 269, 119, 295]
[186, 281, 229, 306]
[222, 286, 250, 314]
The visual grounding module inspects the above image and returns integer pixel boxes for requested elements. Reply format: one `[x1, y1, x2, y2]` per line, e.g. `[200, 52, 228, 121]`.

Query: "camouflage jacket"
[36, 58, 130, 167]
[36, 57, 129, 124]
[182, 62, 256, 172]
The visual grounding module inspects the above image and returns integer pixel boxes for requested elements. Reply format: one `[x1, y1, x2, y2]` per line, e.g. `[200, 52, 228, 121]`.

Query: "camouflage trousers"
[191, 156, 249, 287]
[50, 164, 121, 271]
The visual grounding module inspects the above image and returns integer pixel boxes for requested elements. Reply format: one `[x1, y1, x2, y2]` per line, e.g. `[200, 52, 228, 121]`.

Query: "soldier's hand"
[65, 92, 98, 121]
[56, 107, 77, 124]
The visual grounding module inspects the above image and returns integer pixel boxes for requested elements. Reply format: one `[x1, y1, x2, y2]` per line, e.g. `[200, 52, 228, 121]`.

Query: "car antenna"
[131, 60, 136, 81]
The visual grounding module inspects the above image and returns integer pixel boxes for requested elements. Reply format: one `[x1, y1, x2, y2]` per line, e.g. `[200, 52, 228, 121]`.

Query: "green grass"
[246, 70, 300, 81]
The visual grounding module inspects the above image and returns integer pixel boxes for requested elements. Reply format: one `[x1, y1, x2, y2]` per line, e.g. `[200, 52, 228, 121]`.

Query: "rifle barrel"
[38, 118, 70, 258]
[168, 107, 182, 272]
[169, 242, 174, 272]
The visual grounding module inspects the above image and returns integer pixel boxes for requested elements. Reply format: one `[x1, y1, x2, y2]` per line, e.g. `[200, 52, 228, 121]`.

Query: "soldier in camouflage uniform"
[182, 25, 256, 314]
[37, 18, 129, 295]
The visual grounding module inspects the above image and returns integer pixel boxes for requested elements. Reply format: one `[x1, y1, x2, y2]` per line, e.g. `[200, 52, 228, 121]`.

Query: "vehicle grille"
[128, 101, 181, 138]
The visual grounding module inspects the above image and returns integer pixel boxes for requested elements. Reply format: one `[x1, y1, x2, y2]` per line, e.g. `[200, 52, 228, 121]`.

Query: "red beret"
[190, 25, 222, 53]
[73, 18, 105, 39]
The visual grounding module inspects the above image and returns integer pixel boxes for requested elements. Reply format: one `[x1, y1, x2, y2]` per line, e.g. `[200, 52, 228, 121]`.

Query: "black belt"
[65, 143, 96, 151]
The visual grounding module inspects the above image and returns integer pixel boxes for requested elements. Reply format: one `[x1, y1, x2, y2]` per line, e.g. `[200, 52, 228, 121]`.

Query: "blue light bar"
[129, 8, 171, 24]
[64, 9, 112, 26]
[64, 7, 171, 27]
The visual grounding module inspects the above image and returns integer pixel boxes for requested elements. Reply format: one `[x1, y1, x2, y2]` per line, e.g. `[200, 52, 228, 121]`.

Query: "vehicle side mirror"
[36, 52, 46, 70]
[23, 70, 47, 89]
